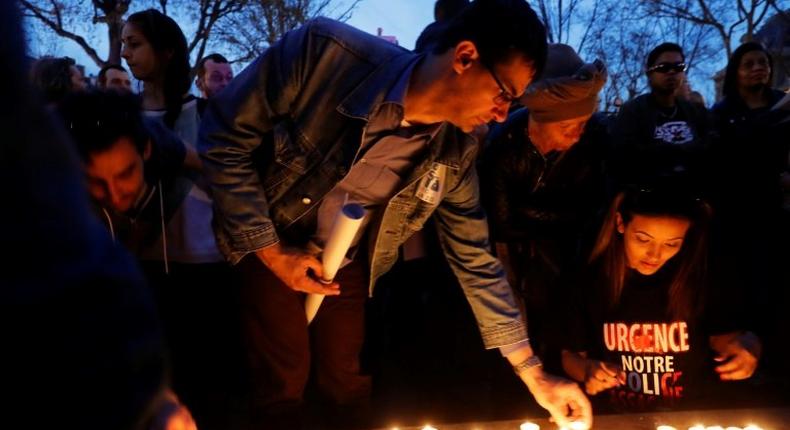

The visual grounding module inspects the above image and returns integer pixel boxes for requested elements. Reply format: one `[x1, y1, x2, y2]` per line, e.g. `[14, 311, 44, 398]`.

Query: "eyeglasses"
[483, 62, 519, 105]
[648, 62, 688, 74]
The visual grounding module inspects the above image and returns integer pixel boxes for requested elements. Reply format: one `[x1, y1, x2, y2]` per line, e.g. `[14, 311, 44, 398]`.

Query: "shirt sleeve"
[197, 21, 318, 262]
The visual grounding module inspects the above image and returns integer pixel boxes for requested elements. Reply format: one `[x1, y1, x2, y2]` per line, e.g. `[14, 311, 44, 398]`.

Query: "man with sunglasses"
[611, 42, 712, 190]
[199, 0, 592, 428]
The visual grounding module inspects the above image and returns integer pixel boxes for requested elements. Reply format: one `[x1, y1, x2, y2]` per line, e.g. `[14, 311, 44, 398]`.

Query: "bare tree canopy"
[21, 0, 131, 66]
[645, 0, 777, 58]
[21, 0, 361, 69]
[213, 0, 361, 64]
[531, 0, 600, 53]
[570, 0, 789, 108]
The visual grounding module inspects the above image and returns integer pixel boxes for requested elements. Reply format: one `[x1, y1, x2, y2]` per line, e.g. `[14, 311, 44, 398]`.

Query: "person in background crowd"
[1, 2, 193, 429]
[29, 56, 86, 105]
[709, 42, 790, 398]
[121, 9, 242, 430]
[97, 63, 132, 92]
[414, 0, 470, 52]
[677, 81, 706, 108]
[58, 91, 196, 258]
[480, 43, 609, 369]
[58, 89, 205, 429]
[610, 43, 712, 191]
[195, 53, 234, 99]
[199, 0, 592, 429]
[688, 90, 706, 108]
[562, 187, 761, 413]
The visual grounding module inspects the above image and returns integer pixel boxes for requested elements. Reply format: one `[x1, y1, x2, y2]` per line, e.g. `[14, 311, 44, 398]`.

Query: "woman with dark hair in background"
[717, 42, 782, 113]
[709, 41, 790, 401]
[121, 9, 243, 430]
[561, 187, 762, 413]
[123, 9, 192, 128]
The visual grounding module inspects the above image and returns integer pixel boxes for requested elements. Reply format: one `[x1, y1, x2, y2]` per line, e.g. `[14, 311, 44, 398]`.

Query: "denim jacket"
[199, 18, 526, 349]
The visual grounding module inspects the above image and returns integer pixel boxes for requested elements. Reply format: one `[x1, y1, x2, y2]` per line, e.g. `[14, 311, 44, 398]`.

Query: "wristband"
[513, 354, 543, 374]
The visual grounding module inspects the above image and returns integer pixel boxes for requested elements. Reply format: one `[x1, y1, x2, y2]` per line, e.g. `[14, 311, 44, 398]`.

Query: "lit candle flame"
[657, 426, 677, 430]
[705, 426, 724, 430]
[421, 426, 438, 430]
[560, 422, 589, 430]
[520, 422, 540, 430]
[689, 426, 706, 430]
[743, 426, 763, 430]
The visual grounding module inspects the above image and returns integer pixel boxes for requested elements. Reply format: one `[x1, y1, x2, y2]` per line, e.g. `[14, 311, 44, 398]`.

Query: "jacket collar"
[336, 51, 422, 121]
[336, 51, 470, 171]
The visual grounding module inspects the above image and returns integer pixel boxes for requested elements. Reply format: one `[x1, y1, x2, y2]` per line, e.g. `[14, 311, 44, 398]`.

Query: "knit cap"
[521, 43, 607, 122]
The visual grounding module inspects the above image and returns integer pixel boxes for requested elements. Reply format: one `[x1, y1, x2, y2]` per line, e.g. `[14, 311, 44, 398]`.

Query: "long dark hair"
[125, 9, 190, 128]
[588, 188, 712, 320]
[722, 42, 773, 101]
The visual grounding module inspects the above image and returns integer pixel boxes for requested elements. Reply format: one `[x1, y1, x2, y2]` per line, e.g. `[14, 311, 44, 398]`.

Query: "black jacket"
[480, 108, 611, 268]
[610, 93, 713, 191]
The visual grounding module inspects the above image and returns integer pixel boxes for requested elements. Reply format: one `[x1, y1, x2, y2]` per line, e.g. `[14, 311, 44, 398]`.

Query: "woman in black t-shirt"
[561, 188, 761, 413]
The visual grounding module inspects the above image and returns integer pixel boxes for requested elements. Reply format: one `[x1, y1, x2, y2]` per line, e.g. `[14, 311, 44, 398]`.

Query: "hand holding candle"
[305, 203, 365, 324]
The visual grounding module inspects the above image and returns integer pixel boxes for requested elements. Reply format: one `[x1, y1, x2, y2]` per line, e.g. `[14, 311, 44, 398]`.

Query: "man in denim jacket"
[200, 0, 591, 428]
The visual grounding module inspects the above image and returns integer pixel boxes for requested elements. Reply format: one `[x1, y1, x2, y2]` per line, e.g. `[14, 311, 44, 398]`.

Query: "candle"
[725, 427, 743, 430]
[421, 426, 438, 430]
[657, 426, 678, 430]
[743, 426, 763, 430]
[705, 427, 724, 430]
[520, 423, 540, 430]
[689, 426, 706, 430]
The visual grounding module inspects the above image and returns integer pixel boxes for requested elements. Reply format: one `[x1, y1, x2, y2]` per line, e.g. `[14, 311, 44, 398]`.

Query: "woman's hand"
[583, 360, 625, 395]
[710, 331, 762, 380]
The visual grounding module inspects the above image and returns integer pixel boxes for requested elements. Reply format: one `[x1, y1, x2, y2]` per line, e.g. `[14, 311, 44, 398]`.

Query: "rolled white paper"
[305, 203, 365, 324]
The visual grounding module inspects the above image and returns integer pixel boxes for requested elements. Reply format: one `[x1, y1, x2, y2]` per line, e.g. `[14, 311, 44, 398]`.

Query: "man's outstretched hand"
[509, 347, 592, 429]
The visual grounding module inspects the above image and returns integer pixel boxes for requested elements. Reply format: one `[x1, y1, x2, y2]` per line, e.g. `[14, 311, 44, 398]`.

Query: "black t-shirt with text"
[565, 264, 721, 413]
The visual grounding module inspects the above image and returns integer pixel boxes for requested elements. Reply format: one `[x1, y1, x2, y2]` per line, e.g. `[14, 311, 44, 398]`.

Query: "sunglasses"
[648, 62, 688, 74]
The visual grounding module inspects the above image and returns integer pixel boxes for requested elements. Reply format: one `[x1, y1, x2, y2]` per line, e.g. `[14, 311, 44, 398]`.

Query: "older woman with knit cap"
[480, 43, 608, 369]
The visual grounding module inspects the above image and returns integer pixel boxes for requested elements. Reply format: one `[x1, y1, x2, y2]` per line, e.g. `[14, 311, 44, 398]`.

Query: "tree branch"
[20, 0, 105, 66]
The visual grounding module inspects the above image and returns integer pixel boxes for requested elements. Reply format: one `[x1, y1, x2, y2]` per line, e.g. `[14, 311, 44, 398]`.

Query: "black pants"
[236, 255, 371, 430]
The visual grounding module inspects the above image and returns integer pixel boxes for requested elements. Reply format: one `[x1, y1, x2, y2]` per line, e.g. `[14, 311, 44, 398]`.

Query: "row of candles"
[661, 426, 765, 430]
[402, 423, 767, 430]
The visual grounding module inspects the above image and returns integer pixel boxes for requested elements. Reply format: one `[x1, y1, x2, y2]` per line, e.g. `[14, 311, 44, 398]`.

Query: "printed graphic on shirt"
[604, 321, 690, 410]
[415, 163, 445, 205]
[653, 121, 693, 145]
